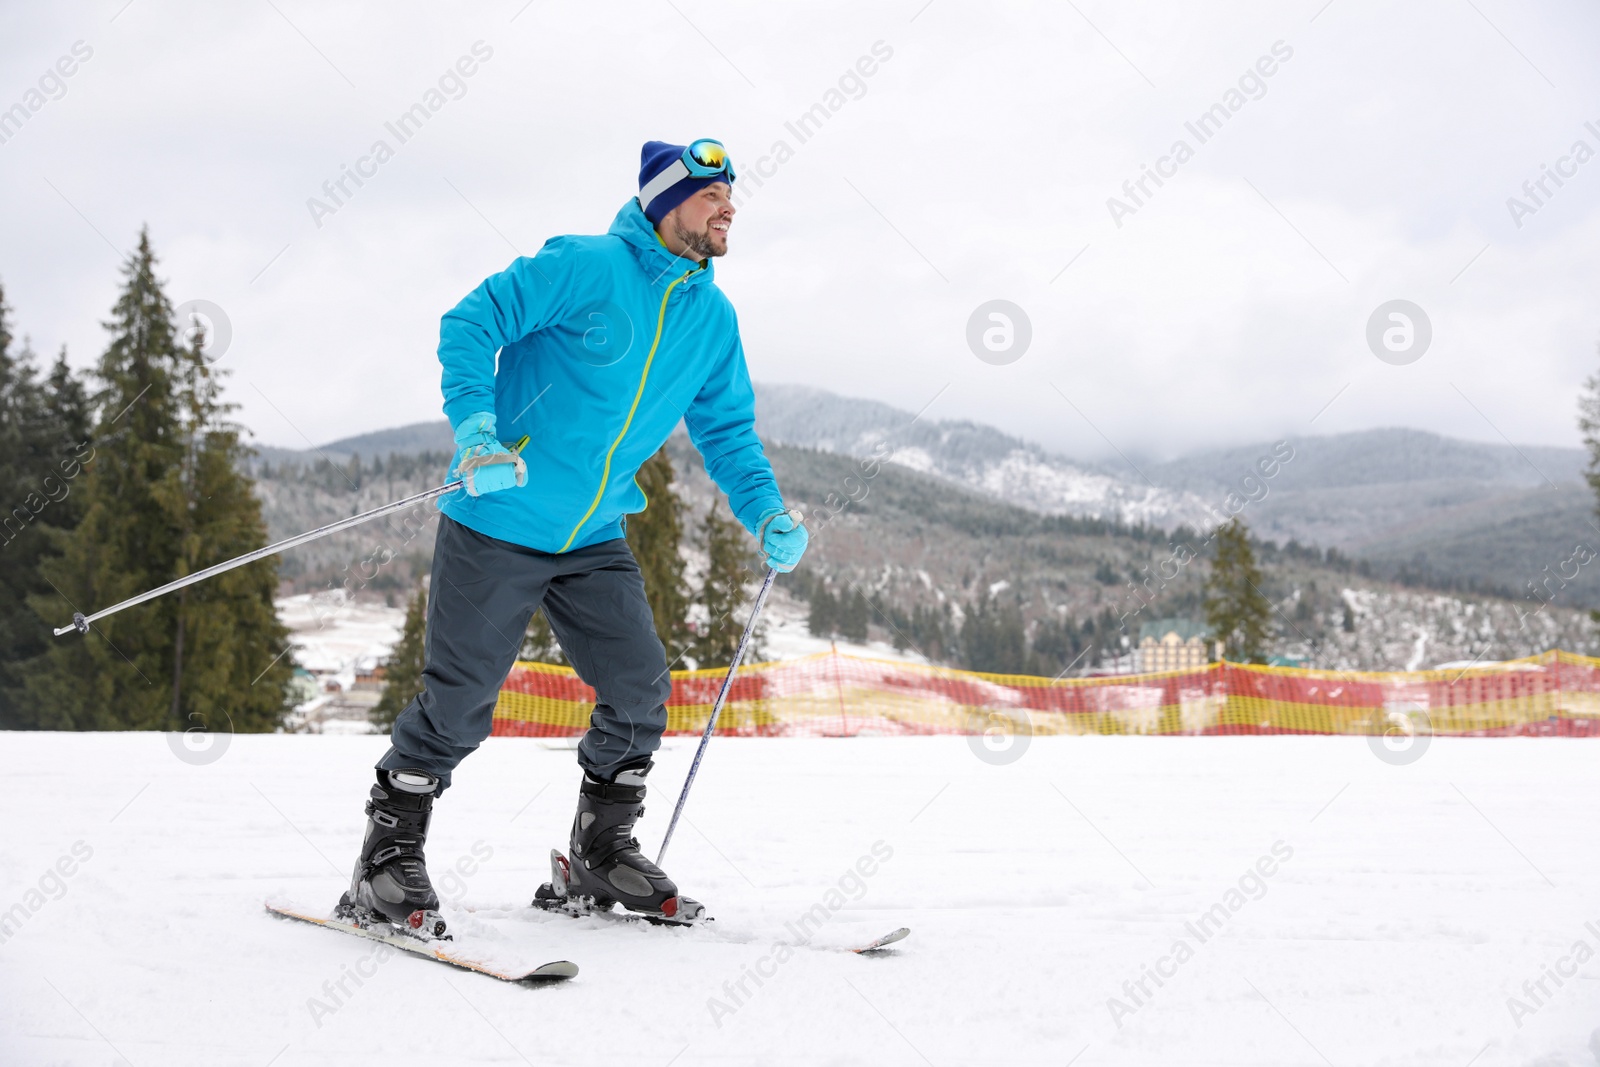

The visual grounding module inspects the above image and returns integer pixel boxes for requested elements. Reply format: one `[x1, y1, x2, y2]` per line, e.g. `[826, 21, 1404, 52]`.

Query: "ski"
[522, 898, 909, 955]
[522, 899, 908, 955]
[853, 926, 911, 954]
[265, 900, 578, 983]
[524, 851, 909, 954]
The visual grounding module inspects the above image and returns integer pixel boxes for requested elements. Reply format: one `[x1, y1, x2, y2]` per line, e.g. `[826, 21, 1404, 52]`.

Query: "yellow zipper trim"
[558, 268, 694, 552]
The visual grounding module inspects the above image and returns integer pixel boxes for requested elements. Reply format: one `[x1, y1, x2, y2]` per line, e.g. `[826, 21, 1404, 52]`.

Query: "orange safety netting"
[491, 649, 1600, 739]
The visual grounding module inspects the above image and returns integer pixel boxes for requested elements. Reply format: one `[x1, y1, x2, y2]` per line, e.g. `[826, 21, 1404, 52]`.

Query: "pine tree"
[0, 288, 39, 720]
[0, 291, 95, 724]
[373, 582, 427, 732]
[807, 585, 837, 637]
[908, 602, 956, 661]
[1030, 614, 1081, 676]
[152, 319, 294, 731]
[1580, 348, 1600, 523]
[1583, 353, 1600, 626]
[625, 447, 690, 656]
[46, 347, 92, 474]
[1203, 517, 1273, 663]
[24, 229, 293, 730]
[690, 500, 762, 669]
[521, 608, 566, 664]
[959, 596, 1030, 673]
[840, 587, 870, 644]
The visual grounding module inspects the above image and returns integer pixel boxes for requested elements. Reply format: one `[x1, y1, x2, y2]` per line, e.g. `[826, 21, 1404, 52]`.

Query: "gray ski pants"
[379, 515, 672, 790]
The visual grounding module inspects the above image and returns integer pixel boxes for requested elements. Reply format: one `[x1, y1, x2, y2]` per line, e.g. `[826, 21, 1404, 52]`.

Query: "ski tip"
[854, 927, 911, 954]
[521, 960, 579, 981]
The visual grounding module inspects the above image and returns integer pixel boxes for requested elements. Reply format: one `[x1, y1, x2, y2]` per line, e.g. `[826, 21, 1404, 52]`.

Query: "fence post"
[831, 641, 848, 735]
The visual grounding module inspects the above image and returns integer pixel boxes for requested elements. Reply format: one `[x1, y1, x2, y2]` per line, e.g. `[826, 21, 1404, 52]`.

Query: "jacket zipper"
[558, 267, 695, 552]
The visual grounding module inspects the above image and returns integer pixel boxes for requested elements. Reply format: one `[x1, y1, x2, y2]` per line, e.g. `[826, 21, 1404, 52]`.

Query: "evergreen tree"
[1578, 348, 1600, 624]
[373, 582, 427, 731]
[0, 290, 38, 721]
[0, 292, 95, 724]
[1030, 614, 1081, 676]
[1203, 517, 1273, 663]
[690, 500, 762, 669]
[840, 587, 870, 644]
[807, 585, 837, 637]
[24, 229, 294, 730]
[1580, 350, 1600, 519]
[625, 447, 690, 656]
[46, 347, 92, 470]
[156, 319, 294, 730]
[906, 601, 956, 662]
[521, 608, 566, 664]
[959, 596, 1030, 674]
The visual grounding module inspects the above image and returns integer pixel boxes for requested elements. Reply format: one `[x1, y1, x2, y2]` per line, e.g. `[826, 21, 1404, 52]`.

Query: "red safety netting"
[491, 649, 1600, 738]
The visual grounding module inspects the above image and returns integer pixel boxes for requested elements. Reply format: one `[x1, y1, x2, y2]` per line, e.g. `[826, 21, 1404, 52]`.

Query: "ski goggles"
[639, 139, 736, 214]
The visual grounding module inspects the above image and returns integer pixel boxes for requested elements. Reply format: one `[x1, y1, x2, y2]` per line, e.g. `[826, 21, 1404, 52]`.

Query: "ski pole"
[51, 436, 530, 637]
[53, 481, 459, 636]
[656, 556, 784, 867]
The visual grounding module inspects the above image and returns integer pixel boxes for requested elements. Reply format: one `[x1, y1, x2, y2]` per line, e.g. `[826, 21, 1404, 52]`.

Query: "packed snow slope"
[3, 733, 1597, 1066]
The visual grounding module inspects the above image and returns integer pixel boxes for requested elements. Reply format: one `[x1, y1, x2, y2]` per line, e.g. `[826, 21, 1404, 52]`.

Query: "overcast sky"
[3, 0, 1598, 464]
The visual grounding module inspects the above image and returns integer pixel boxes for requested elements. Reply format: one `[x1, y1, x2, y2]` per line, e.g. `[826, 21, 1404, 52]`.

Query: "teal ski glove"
[451, 411, 526, 497]
[757, 508, 808, 572]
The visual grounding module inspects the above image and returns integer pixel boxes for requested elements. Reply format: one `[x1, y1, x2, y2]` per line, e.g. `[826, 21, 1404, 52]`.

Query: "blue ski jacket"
[435, 199, 786, 553]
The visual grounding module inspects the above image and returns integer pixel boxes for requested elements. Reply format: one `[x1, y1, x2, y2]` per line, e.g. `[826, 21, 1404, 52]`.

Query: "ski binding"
[532, 849, 707, 926]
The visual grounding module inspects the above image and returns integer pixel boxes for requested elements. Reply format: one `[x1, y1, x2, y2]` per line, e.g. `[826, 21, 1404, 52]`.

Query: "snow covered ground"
[3, 732, 1598, 1066]
[277, 592, 406, 680]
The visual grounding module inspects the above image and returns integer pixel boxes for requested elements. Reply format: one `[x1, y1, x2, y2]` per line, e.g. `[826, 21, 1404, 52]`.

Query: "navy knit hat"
[638, 140, 733, 225]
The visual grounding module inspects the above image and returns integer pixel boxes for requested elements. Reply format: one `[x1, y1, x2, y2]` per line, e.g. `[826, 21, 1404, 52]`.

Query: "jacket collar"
[610, 199, 716, 289]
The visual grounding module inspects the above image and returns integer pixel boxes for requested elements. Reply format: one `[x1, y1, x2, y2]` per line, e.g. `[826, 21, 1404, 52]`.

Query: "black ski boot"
[533, 760, 704, 924]
[336, 768, 448, 939]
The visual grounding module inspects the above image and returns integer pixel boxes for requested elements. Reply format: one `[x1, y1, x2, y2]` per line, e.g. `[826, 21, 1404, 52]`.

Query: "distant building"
[1138, 619, 1215, 672]
[353, 663, 387, 692]
[287, 668, 319, 706]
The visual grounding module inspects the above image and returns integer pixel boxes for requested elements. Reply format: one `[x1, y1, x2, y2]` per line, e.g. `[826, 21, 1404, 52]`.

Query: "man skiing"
[338, 139, 808, 933]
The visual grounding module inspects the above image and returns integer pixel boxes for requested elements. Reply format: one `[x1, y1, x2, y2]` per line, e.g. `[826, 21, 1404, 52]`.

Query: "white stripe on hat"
[638, 158, 690, 215]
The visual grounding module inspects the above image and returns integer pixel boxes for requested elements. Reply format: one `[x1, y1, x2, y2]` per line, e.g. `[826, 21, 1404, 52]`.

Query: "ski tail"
[266, 900, 577, 982]
[853, 927, 911, 954]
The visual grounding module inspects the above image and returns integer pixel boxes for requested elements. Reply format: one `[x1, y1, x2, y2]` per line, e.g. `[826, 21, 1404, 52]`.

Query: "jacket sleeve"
[684, 330, 786, 537]
[438, 241, 577, 429]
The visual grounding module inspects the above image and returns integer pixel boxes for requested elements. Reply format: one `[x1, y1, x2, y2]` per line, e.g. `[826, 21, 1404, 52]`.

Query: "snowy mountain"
[259, 385, 1594, 596]
[750, 384, 1218, 529]
[750, 386, 1599, 610]
[245, 385, 1600, 670]
[660, 437, 1596, 672]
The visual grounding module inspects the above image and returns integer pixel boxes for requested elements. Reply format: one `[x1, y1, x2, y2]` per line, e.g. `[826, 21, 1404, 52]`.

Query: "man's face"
[664, 182, 735, 260]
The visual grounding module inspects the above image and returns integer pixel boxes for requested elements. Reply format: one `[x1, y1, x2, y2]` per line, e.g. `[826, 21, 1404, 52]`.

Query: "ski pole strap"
[656, 567, 777, 866]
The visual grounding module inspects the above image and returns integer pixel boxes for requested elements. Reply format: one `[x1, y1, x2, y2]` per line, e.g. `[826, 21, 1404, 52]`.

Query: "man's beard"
[671, 218, 726, 259]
